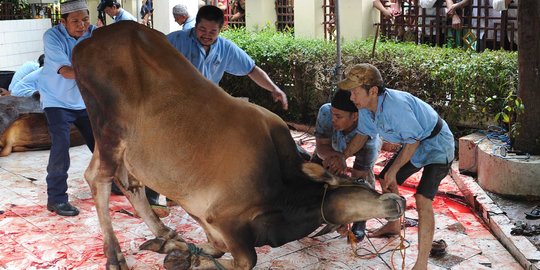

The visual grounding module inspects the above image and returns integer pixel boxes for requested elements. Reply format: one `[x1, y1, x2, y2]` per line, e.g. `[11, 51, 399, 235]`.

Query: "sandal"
[430, 239, 447, 257]
[525, 205, 540, 220]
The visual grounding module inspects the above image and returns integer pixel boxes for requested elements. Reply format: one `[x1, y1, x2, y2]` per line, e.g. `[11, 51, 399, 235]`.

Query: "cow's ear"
[302, 163, 340, 186]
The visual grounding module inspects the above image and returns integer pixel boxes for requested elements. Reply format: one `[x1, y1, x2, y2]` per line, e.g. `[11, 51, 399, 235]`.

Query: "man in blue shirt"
[11, 67, 42, 97]
[340, 63, 454, 270]
[312, 89, 381, 241]
[151, 5, 288, 210]
[8, 54, 44, 91]
[173, 4, 195, 30]
[38, 0, 96, 217]
[97, 0, 137, 25]
[167, 5, 288, 110]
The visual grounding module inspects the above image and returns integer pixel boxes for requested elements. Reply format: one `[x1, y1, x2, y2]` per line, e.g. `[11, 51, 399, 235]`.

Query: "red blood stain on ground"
[0, 132, 515, 269]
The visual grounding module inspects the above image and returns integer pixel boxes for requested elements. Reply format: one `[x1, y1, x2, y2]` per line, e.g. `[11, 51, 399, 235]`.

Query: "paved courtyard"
[0, 131, 524, 269]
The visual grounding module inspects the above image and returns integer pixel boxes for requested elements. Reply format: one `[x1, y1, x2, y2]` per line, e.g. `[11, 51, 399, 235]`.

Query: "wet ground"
[486, 192, 540, 250]
[0, 130, 530, 269]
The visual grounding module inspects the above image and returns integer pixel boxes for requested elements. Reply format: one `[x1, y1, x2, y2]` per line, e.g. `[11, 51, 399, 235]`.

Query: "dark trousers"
[145, 187, 160, 205]
[44, 108, 94, 204]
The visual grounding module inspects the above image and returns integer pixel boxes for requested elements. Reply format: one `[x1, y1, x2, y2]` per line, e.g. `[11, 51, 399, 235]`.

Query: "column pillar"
[338, 0, 377, 41]
[246, 0, 276, 31]
[294, 0, 325, 39]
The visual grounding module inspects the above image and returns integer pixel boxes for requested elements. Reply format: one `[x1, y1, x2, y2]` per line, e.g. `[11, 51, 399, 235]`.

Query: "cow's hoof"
[106, 258, 129, 270]
[140, 238, 166, 253]
[164, 250, 192, 270]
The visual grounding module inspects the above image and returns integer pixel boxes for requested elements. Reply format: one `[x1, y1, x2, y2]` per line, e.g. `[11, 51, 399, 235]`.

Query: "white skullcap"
[61, 0, 88, 15]
[172, 4, 189, 16]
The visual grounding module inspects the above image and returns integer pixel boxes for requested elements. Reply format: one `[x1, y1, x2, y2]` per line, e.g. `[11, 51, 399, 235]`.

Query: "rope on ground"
[186, 243, 227, 270]
[349, 216, 410, 270]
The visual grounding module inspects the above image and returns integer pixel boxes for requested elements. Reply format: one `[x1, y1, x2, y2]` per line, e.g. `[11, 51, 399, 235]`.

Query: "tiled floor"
[0, 131, 523, 269]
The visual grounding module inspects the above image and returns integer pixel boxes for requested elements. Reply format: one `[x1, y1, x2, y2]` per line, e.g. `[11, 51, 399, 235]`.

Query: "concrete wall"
[248, 0, 379, 41]
[460, 133, 540, 198]
[0, 19, 50, 71]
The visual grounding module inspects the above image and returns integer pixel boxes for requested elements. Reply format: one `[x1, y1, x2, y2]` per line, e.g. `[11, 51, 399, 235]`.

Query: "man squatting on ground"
[340, 63, 454, 270]
[38, 0, 96, 217]
[311, 89, 382, 241]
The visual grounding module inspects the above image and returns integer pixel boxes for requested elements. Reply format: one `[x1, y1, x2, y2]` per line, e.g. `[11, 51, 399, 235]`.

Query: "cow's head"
[302, 162, 405, 224]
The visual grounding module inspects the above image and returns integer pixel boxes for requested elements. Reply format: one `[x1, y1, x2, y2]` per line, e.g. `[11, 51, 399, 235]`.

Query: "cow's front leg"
[85, 153, 128, 270]
[163, 249, 234, 270]
[222, 225, 257, 269]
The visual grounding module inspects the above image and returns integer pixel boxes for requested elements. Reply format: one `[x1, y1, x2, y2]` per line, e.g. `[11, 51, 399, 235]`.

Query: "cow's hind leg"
[0, 140, 13, 156]
[119, 172, 181, 242]
[85, 148, 128, 270]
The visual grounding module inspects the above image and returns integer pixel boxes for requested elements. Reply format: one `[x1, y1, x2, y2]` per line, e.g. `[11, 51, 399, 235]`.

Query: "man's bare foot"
[368, 221, 400, 237]
[336, 225, 349, 236]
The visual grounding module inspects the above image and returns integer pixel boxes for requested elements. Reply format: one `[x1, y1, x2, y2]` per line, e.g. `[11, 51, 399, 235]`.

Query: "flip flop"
[525, 205, 540, 220]
[430, 239, 447, 257]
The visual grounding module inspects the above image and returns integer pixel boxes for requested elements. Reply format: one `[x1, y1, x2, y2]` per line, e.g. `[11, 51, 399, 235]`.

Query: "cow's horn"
[380, 194, 406, 221]
[379, 193, 401, 201]
[302, 163, 340, 186]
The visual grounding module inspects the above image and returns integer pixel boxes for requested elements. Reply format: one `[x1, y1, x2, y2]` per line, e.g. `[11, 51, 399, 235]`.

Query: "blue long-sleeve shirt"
[12, 67, 42, 97]
[38, 23, 95, 109]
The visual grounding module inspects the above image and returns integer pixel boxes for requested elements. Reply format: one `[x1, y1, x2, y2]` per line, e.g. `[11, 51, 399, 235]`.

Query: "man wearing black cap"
[311, 89, 382, 241]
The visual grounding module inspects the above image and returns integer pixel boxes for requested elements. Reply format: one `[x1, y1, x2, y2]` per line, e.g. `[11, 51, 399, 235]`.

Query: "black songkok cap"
[331, 89, 357, 112]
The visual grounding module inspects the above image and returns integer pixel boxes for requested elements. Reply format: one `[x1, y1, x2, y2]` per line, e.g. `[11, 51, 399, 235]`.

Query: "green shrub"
[220, 27, 518, 132]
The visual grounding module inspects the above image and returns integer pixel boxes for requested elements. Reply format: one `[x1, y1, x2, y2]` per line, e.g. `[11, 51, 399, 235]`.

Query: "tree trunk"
[515, 0, 540, 154]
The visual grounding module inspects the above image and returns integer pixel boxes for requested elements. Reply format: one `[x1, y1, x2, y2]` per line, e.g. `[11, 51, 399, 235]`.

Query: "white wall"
[0, 19, 50, 71]
[294, 0, 325, 39]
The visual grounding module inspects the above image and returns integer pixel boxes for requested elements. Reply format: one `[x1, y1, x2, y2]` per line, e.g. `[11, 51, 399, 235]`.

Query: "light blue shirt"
[183, 16, 195, 30]
[39, 23, 96, 110]
[8, 61, 39, 91]
[358, 89, 455, 167]
[315, 103, 380, 153]
[11, 67, 42, 97]
[114, 8, 137, 23]
[167, 28, 255, 84]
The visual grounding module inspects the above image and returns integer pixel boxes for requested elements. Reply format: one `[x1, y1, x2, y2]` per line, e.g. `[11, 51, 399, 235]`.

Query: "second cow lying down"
[0, 95, 85, 157]
[72, 21, 405, 269]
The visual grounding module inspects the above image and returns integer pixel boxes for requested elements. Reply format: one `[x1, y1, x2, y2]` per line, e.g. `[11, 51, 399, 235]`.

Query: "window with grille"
[275, 0, 294, 32]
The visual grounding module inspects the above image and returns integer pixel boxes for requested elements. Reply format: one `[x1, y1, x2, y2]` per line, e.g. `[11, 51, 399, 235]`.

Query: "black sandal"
[525, 205, 540, 220]
[430, 239, 447, 257]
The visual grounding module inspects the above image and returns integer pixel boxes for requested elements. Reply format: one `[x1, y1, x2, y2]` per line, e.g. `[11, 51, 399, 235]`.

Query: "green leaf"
[502, 113, 510, 123]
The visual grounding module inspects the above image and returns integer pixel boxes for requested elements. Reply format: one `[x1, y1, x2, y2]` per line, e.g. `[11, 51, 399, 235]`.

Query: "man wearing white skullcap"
[172, 4, 195, 30]
[38, 0, 96, 217]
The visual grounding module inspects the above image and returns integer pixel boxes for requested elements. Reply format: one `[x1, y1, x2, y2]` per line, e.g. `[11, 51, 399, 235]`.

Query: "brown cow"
[72, 21, 405, 269]
[0, 95, 85, 157]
